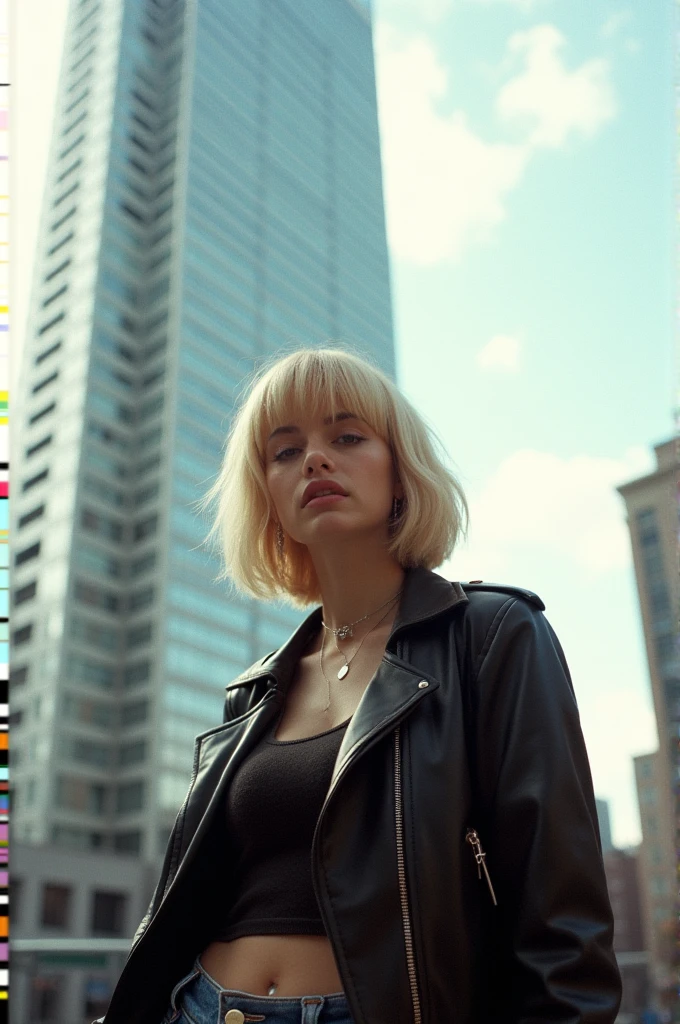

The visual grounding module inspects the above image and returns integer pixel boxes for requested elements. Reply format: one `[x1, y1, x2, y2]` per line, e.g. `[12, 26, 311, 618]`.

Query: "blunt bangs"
[250, 349, 393, 463]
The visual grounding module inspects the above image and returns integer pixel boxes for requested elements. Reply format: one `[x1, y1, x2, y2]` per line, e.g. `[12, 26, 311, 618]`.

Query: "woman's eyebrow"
[266, 411, 359, 443]
[267, 424, 300, 442]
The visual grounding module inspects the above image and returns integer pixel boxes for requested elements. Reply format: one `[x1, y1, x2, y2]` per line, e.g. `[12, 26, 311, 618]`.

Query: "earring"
[276, 523, 285, 557]
[390, 497, 404, 522]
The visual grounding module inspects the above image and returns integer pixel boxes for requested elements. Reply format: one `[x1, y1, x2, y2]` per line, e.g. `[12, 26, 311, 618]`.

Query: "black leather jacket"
[99, 568, 621, 1024]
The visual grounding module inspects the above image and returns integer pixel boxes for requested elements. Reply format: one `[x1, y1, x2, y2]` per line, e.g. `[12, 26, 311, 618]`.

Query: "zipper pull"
[465, 828, 498, 906]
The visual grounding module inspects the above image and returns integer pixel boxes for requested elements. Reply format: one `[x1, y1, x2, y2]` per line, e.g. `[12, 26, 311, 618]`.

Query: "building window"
[26, 434, 53, 458]
[636, 507, 658, 541]
[22, 469, 49, 491]
[66, 655, 115, 689]
[12, 624, 34, 646]
[32, 370, 59, 393]
[91, 891, 127, 935]
[114, 831, 141, 854]
[130, 552, 156, 576]
[129, 586, 154, 611]
[15, 542, 41, 566]
[73, 579, 120, 613]
[62, 694, 114, 729]
[70, 616, 119, 652]
[124, 663, 150, 688]
[37, 312, 65, 337]
[133, 514, 158, 541]
[42, 284, 68, 308]
[29, 402, 56, 425]
[82, 475, 125, 508]
[81, 507, 125, 543]
[73, 544, 121, 578]
[116, 780, 144, 813]
[41, 883, 72, 928]
[127, 622, 152, 647]
[121, 700, 148, 727]
[134, 482, 159, 506]
[18, 505, 46, 529]
[35, 340, 62, 364]
[56, 776, 108, 813]
[120, 740, 146, 766]
[68, 739, 112, 768]
[84, 977, 112, 1020]
[11, 665, 28, 686]
[14, 581, 37, 606]
[47, 228, 73, 255]
[45, 258, 71, 281]
[10, 877, 22, 925]
[30, 975, 63, 1022]
[52, 825, 103, 850]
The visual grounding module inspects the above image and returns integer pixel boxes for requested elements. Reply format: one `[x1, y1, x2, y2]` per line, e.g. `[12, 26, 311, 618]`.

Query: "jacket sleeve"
[472, 597, 621, 1023]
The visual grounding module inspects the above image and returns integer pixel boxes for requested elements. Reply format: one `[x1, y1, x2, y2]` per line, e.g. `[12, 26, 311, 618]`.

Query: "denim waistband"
[165, 958, 354, 1024]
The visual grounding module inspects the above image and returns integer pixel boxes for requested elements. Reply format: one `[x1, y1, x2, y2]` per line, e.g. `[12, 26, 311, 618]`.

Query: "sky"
[12, 0, 675, 846]
[371, 0, 674, 847]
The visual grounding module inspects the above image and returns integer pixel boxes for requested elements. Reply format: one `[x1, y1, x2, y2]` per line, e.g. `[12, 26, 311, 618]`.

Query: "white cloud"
[444, 445, 653, 581]
[497, 25, 617, 148]
[375, 24, 616, 264]
[476, 334, 521, 372]
[601, 10, 632, 38]
[375, 27, 529, 264]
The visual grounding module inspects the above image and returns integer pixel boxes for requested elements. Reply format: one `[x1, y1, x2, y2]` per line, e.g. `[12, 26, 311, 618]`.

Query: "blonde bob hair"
[199, 348, 468, 607]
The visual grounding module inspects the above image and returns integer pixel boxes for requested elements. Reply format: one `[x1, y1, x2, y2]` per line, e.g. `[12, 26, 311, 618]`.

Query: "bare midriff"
[199, 935, 344, 996]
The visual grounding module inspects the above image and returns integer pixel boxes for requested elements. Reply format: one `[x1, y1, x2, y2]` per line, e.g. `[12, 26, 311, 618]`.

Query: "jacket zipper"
[394, 725, 422, 1024]
[464, 828, 498, 906]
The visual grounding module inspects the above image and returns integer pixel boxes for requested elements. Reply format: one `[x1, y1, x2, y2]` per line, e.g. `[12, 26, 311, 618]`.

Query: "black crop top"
[214, 710, 351, 941]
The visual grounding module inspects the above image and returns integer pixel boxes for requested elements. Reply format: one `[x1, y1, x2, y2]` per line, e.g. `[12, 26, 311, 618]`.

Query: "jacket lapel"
[330, 568, 469, 788]
[330, 652, 440, 790]
[208, 568, 469, 802]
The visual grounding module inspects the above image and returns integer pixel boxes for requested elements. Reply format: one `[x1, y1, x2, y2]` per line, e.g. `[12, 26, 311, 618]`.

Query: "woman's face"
[264, 410, 400, 550]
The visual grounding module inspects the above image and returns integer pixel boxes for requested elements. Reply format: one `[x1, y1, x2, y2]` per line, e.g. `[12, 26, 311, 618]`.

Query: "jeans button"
[225, 1011, 245, 1024]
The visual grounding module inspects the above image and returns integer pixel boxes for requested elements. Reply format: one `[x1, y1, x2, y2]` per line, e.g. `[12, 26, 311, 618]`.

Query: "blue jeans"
[162, 959, 355, 1024]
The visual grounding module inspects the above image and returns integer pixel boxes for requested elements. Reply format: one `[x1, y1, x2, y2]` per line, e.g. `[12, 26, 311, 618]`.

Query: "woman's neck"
[311, 545, 405, 632]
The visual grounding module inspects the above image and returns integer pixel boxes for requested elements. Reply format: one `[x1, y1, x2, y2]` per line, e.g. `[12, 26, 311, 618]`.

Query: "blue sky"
[372, 0, 674, 843]
[15, 0, 673, 845]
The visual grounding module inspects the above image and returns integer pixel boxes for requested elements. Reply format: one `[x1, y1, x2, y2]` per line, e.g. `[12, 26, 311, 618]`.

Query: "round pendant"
[337, 665, 349, 680]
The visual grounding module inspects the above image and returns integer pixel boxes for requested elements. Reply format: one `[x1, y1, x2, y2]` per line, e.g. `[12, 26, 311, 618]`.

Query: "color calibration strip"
[0, 0, 8, 1011]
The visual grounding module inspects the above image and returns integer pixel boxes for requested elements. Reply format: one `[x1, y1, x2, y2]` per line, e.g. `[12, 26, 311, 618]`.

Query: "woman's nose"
[304, 446, 334, 474]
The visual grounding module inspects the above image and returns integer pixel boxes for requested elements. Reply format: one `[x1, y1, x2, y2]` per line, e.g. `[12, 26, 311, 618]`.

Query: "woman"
[97, 348, 621, 1024]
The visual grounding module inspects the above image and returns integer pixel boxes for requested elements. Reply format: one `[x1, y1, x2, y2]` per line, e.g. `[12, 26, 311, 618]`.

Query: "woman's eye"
[272, 446, 300, 461]
[336, 433, 365, 445]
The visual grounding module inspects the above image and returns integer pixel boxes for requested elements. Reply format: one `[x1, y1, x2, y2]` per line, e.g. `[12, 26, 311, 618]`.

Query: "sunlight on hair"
[198, 348, 469, 606]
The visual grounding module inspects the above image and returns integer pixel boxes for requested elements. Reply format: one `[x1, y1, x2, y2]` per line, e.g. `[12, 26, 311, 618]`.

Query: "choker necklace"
[319, 596, 400, 710]
[321, 587, 403, 642]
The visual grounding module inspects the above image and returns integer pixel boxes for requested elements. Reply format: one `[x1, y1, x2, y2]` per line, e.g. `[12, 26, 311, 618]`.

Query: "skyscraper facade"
[617, 438, 678, 1011]
[11, 0, 394, 862]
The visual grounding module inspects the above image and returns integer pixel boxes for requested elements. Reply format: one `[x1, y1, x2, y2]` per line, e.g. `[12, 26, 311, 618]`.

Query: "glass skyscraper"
[11, 0, 394, 861]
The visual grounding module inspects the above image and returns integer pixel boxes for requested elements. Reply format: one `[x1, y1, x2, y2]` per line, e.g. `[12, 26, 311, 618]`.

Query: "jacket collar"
[238, 566, 468, 695]
[390, 565, 468, 639]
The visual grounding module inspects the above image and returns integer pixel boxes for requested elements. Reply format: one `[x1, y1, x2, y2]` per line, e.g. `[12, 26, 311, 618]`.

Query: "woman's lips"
[304, 494, 347, 508]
